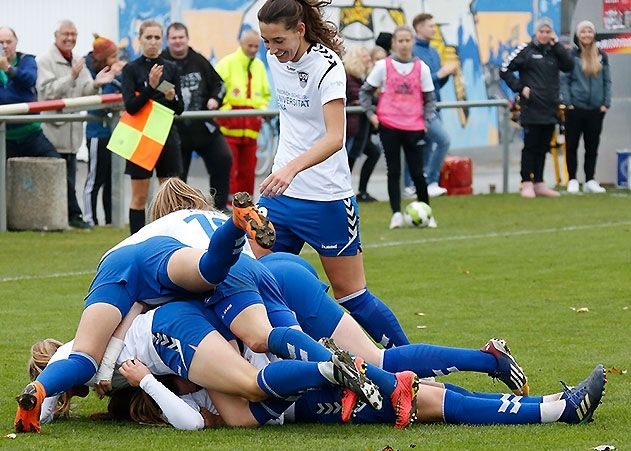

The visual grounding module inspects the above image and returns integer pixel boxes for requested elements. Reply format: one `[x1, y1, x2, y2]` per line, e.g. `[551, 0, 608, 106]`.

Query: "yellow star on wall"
[340, 0, 373, 26]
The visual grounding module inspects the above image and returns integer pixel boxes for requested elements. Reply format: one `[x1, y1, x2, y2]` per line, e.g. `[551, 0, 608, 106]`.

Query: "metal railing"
[1, 97, 511, 232]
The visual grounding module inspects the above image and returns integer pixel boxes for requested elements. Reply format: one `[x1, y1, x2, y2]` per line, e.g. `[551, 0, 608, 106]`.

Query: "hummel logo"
[322, 244, 338, 249]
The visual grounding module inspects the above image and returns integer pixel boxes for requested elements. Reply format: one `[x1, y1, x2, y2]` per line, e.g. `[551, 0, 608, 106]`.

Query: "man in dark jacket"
[500, 17, 574, 198]
[162, 22, 232, 211]
[0, 26, 90, 228]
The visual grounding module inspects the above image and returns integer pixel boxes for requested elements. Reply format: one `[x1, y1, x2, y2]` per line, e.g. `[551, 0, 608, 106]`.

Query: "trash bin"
[617, 150, 631, 188]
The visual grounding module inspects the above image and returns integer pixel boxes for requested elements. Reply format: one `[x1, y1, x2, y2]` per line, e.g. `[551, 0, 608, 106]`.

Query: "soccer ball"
[404, 201, 433, 228]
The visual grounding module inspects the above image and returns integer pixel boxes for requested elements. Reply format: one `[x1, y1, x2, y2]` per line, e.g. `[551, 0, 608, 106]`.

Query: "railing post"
[108, 112, 126, 229]
[501, 103, 511, 194]
[0, 122, 6, 232]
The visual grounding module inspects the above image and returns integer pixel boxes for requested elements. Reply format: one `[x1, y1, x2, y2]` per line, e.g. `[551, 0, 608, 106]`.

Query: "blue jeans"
[6, 130, 82, 218]
[404, 115, 451, 186]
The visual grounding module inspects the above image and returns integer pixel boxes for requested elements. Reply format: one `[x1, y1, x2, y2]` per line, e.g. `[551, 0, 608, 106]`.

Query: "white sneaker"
[567, 179, 580, 194]
[389, 212, 404, 229]
[427, 216, 438, 228]
[427, 182, 448, 198]
[583, 180, 606, 194]
[402, 186, 416, 199]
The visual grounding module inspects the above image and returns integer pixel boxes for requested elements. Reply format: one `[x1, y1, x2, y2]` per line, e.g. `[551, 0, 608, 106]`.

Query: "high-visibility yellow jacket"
[215, 47, 271, 140]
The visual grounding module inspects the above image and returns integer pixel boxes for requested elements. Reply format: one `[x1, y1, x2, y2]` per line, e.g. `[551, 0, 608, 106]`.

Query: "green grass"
[1, 192, 630, 450]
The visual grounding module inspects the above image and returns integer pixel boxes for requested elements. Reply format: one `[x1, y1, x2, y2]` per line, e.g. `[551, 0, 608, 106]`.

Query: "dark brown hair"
[257, 0, 343, 56]
[166, 22, 189, 38]
[412, 13, 434, 30]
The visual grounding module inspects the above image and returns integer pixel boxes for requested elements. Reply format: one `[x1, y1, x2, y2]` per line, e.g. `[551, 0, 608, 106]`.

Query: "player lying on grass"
[16, 183, 382, 433]
[108, 348, 606, 430]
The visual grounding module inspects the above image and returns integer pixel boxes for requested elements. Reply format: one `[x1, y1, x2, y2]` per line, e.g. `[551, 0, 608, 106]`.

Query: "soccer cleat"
[340, 388, 360, 423]
[481, 338, 529, 396]
[559, 364, 606, 424]
[321, 338, 383, 410]
[14, 381, 46, 433]
[391, 371, 419, 429]
[232, 192, 276, 249]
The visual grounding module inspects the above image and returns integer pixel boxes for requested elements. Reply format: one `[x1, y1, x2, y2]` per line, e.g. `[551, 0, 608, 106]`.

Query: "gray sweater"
[560, 47, 611, 110]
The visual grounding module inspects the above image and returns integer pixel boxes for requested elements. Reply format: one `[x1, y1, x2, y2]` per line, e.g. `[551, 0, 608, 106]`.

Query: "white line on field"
[2, 221, 630, 282]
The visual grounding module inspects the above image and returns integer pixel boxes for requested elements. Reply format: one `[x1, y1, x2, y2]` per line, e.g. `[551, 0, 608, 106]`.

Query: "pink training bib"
[377, 57, 425, 132]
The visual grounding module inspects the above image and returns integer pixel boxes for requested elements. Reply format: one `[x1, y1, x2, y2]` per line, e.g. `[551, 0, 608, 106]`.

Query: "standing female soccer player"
[360, 26, 436, 229]
[121, 19, 184, 234]
[560, 20, 611, 194]
[256, 0, 409, 349]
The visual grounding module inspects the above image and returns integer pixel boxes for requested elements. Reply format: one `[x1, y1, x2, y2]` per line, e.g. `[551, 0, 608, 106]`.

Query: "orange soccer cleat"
[232, 192, 276, 249]
[391, 371, 419, 429]
[14, 381, 46, 433]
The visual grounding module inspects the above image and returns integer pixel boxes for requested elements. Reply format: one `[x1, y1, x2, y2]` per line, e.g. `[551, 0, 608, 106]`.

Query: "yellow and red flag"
[107, 99, 174, 171]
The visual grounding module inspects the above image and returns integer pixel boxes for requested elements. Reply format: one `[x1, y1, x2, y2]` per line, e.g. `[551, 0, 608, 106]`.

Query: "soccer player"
[14, 185, 275, 433]
[255, 0, 410, 351]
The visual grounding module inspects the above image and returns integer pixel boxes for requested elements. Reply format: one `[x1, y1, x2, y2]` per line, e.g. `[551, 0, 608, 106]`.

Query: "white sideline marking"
[2, 221, 630, 282]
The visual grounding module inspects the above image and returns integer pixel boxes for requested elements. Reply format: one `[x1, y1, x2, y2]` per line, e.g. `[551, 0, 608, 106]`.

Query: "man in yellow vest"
[216, 29, 271, 198]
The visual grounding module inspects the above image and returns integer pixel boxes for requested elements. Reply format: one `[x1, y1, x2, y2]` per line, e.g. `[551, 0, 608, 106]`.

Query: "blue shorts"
[257, 195, 362, 257]
[207, 254, 298, 329]
[259, 253, 343, 339]
[151, 301, 235, 379]
[85, 236, 188, 317]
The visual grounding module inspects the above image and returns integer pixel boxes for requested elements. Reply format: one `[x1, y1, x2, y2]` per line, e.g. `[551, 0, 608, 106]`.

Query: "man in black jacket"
[500, 17, 573, 198]
[162, 22, 232, 211]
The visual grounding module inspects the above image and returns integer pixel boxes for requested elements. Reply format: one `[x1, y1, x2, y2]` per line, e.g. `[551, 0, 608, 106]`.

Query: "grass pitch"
[0, 192, 630, 450]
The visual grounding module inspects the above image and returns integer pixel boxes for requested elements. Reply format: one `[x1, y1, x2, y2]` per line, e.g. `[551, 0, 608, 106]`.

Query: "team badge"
[298, 71, 309, 88]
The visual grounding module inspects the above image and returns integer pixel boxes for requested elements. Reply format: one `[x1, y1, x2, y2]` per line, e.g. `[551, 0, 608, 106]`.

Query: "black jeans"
[564, 108, 605, 181]
[6, 130, 82, 219]
[379, 125, 428, 213]
[179, 126, 233, 211]
[83, 136, 112, 225]
[521, 123, 555, 183]
[348, 119, 381, 194]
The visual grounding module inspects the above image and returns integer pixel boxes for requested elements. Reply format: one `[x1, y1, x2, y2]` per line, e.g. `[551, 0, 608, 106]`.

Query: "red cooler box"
[439, 156, 473, 195]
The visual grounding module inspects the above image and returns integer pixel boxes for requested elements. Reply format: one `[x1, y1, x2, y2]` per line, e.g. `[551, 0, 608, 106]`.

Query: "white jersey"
[103, 209, 254, 259]
[366, 58, 435, 93]
[118, 309, 173, 376]
[267, 43, 354, 201]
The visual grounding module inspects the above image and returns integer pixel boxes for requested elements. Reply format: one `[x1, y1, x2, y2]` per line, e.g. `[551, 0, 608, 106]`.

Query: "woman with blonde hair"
[343, 46, 380, 202]
[560, 20, 611, 194]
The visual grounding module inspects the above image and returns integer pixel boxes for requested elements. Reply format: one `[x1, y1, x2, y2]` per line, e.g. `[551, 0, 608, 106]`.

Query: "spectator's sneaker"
[321, 338, 383, 410]
[69, 215, 93, 229]
[567, 179, 580, 194]
[427, 182, 448, 198]
[357, 191, 377, 202]
[232, 192, 275, 249]
[389, 212, 404, 229]
[391, 371, 419, 429]
[481, 338, 529, 396]
[402, 186, 416, 199]
[559, 365, 606, 424]
[583, 180, 606, 194]
[14, 381, 46, 433]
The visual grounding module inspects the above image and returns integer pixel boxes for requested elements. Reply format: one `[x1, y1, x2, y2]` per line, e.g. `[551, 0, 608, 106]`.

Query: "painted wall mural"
[119, 0, 561, 149]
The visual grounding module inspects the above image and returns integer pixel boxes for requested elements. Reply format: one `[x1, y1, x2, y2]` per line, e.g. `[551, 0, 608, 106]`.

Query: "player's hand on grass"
[93, 380, 112, 399]
[118, 359, 150, 387]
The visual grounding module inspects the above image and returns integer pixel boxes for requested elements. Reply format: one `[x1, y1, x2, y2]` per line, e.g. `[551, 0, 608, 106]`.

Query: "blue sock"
[36, 352, 97, 397]
[443, 383, 544, 403]
[197, 218, 245, 285]
[364, 363, 397, 397]
[249, 398, 294, 425]
[383, 344, 496, 377]
[443, 389, 542, 424]
[256, 361, 331, 398]
[338, 288, 409, 348]
[267, 326, 332, 362]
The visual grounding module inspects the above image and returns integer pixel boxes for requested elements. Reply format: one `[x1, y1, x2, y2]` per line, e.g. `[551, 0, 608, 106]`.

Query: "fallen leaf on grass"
[593, 445, 616, 451]
[4, 434, 16, 440]
[606, 367, 627, 375]
[570, 307, 590, 313]
[623, 306, 628, 311]
[416, 325, 427, 329]
[415, 312, 425, 316]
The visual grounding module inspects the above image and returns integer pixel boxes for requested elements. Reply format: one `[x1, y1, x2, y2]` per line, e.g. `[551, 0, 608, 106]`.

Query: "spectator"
[215, 29, 272, 199]
[370, 46, 387, 63]
[121, 19, 184, 234]
[343, 46, 380, 202]
[360, 26, 436, 229]
[83, 34, 124, 226]
[560, 20, 611, 194]
[162, 22, 233, 211]
[36, 20, 114, 229]
[500, 17, 573, 198]
[406, 13, 456, 198]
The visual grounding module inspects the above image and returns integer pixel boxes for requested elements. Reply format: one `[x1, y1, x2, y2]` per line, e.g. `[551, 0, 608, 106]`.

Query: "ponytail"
[258, 0, 343, 57]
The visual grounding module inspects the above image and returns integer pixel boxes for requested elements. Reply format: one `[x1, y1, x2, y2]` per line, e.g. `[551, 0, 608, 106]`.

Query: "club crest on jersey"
[298, 71, 309, 88]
